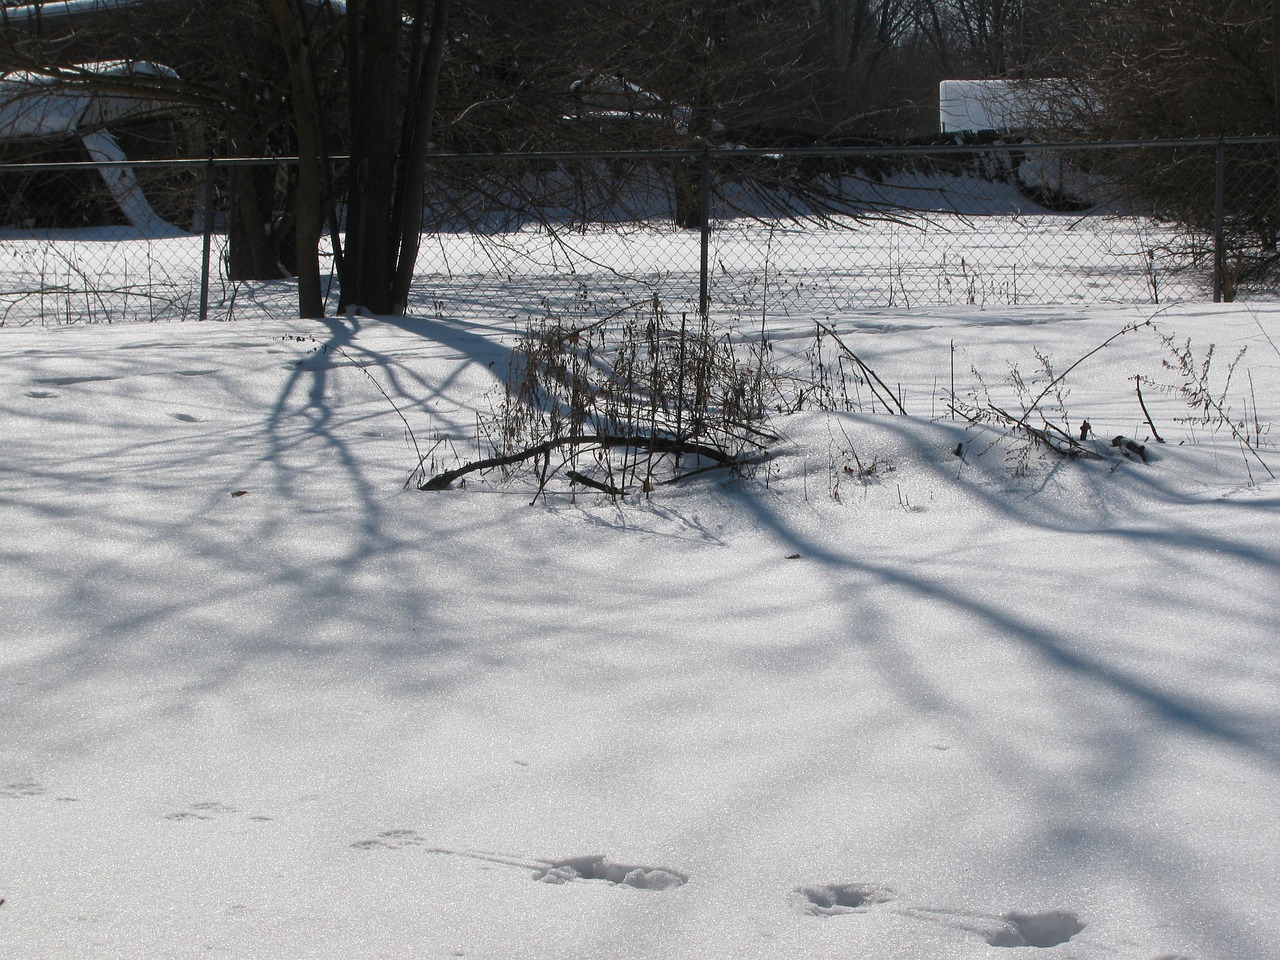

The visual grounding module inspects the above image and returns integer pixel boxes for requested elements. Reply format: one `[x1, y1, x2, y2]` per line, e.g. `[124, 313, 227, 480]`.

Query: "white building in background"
[0, 60, 185, 230]
[938, 79, 1101, 210]
[939, 79, 1086, 135]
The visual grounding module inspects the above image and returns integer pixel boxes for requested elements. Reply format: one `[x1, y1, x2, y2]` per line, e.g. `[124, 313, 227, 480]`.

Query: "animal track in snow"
[349, 836, 688, 891]
[796, 882, 897, 915]
[986, 910, 1085, 948]
[1, 780, 46, 798]
[798, 882, 1085, 949]
[534, 855, 688, 890]
[351, 829, 428, 850]
[34, 375, 121, 387]
[163, 801, 271, 823]
[898, 904, 1086, 949]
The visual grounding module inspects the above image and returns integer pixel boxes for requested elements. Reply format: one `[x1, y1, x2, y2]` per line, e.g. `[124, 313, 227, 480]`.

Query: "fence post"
[198, 158, 215, 321]
[1213, 138, 1226, 303]
[698, 145, 711, 323]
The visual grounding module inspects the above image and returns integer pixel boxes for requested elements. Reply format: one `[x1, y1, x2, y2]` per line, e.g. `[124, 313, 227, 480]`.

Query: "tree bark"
[227, 164, 286, 281]
[1273, 0, 1280, 248]
[390, 0, 450, 313]
[266, 0, 327, 318]
[339, 0, 406, 314]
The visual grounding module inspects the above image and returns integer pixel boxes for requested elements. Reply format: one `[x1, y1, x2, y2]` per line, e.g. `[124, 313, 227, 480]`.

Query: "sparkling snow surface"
[2, 287, 1278, 959]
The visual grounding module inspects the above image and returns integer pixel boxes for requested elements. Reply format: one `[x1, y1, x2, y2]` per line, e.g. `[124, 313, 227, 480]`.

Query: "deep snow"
[1, 295, 1278, 959]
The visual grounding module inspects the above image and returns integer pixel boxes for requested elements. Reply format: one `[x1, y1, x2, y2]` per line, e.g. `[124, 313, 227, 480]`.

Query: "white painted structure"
[939, 79, 1082, 135]
[0, 60, 182, 230]
[0, 0, 143, 20]
[938, 79, 1103, 209]
[0, 0, 345, 23]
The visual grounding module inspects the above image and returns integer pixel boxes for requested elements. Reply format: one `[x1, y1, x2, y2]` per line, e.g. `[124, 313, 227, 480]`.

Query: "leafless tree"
[0, 0, 337, 281]
[1055, 0, 1280, 290]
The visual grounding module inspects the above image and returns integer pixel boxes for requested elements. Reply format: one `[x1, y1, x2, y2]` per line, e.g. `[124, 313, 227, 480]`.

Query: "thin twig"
[813, 320, 907, 415]
[986, 401, 1104, 460]
[1014, 318, 1152, 431]
[1133, 376, 1165, 443]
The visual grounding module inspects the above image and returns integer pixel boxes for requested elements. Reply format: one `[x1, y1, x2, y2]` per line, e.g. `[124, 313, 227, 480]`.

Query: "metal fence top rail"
[419, 135, 1280, 162]
[1, 135, 1278, 174]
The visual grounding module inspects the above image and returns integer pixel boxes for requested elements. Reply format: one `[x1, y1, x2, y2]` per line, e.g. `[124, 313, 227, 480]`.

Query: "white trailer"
[938, 79, 1100, 210]
[939, 79, 1085, 135]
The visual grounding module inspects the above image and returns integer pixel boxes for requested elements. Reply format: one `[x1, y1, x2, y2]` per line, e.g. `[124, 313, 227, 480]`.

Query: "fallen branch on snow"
[419, 433, 744, 491]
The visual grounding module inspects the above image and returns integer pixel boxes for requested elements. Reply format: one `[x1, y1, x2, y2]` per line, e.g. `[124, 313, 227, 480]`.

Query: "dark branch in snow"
[419, 432, 741, 491]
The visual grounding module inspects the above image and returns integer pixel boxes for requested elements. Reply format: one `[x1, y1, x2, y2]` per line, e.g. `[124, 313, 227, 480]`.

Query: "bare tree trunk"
[260, 0, 448, 316]
[390, 0, 449, 314]
[228, 164, 286, 281]
[1272, 0, 1280, 249]
[675, 2, 717, 230]
[1273, 0, 1280, 134]
[339, 0, 405, 314]
[267, 0, 327, 318]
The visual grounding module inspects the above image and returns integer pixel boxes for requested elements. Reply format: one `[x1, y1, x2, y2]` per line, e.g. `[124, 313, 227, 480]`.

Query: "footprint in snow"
[1, 780, 46, 798]
[34, 375, 121, 386]
[799, 882, 1084, 949]
[163, 801, 271, 823]
[534, 855, 688, 890]
[349, 837, 688, 890]
[351, 829, 428, 850]
[796, 882, 897, 915]
[985, 910, 1086, 948]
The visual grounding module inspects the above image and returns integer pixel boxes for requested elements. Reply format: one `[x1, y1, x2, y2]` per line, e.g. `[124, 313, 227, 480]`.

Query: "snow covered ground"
[1, 203, 1198, 328]
[1, 243, 1278, 958]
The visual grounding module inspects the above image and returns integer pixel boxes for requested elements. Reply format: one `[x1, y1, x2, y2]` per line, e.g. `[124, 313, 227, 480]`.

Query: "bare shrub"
[419, 296, 778, 498]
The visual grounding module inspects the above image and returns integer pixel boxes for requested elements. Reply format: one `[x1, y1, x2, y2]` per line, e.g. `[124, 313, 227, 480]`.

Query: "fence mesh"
[1, 140, 1276, 327]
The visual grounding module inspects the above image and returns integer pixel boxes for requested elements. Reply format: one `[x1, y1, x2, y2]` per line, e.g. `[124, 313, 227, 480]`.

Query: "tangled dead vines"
[418, 295, 778, 498]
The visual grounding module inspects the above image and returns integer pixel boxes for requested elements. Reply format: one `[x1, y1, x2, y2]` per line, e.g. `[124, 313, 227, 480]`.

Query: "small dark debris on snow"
[1111, 436, 1149, 462]
[785, 553, 801, 560]
[566, 470, 626, 496]
[231, 490, 249, 498]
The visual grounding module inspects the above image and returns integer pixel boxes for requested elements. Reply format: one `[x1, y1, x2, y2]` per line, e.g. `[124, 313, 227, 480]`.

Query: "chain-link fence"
[1, 138, 1276, 326]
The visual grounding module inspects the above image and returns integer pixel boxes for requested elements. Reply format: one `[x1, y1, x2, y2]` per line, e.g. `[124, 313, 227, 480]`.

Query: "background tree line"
[2, 0, 1277, 314]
